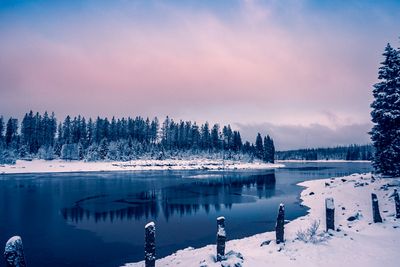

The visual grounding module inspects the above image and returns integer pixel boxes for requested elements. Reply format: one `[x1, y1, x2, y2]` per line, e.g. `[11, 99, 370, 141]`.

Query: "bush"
[38, 146, 55, 160]
[0, 149, 17, 164]
[296, 220, 328, 244]
[61, 144, 79, 160]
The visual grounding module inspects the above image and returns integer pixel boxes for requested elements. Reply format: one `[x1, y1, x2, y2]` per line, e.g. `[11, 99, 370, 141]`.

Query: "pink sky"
[0, 0, 399, 148]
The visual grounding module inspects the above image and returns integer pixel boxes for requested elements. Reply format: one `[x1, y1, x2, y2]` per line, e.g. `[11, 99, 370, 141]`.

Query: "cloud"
[235, 121, 372, 150]
[0, 0, 397, 147]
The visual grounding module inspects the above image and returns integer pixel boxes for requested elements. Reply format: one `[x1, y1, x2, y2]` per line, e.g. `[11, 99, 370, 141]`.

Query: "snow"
[0, 159, 284, 174]
[145, 222, 155, 229]
[5, 236, 22, 251]
[325, 198, 334, 210]
[277, 159, 371, 163]
[217, 226, 226, 238]
[123, 173, 400, 267]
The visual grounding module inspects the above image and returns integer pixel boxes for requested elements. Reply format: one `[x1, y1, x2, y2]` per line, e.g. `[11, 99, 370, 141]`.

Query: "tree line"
[0, 111, 275, 164]
[276, 144, 374, 161]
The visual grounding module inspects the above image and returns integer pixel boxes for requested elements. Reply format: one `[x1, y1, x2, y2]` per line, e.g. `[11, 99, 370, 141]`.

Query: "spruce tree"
[211, 124, 220, 150]
[0, 116, 4, 143]
[370, 43, 400, 176]
[5, 118, 18, 147]
[263, 135, 275, 163]
[255, 133, 264, 159]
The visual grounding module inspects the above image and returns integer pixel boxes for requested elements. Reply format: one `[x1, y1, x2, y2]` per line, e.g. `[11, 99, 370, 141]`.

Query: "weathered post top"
[4, 236, 27, 267]
[145, 221, 155, 231]
[145, 221, 156, 267]
[325, 197, 335, 231]
[325, 198, 334, 210]
[371, 193, 383, 223]
[275, 203, 285, 244]
[216, 216, 226, 261]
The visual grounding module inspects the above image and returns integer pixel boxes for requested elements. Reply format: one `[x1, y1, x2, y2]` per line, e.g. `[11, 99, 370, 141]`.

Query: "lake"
[0, 162, 372, 267]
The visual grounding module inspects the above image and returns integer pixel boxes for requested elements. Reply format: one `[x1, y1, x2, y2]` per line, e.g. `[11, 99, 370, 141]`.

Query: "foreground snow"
[124, 173, 400, 267]
[0, 159, 284, 174]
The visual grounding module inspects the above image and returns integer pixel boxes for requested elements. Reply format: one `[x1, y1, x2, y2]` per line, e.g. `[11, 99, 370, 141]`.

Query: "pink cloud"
[0, 1, 395, 127]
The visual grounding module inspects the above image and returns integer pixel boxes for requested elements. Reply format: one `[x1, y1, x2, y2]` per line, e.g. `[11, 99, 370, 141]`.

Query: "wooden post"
[394, 189, 400, 219]
[216, 216, 226, 261]
[325, 198, 335, 231]
[371, 193, 383, 223]
[275, 203, 285, 244]
[145, 222, 156, 267]
[4, 236, 27, 267]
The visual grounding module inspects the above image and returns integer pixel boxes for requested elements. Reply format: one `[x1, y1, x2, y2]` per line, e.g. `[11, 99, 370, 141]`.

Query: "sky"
[0, 0, 399, 150]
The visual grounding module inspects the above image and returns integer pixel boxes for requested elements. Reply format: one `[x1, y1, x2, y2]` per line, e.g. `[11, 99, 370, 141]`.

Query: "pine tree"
[370, 43, 400, 176]
[21, 111, 34, 153]
[150, 117, 159, 144]
[5, 118, 18, 147]
[98, 138, 109, 160]
[255, 133, 264, 159]
[63, 116, 72, 144]
[32, 112, 42, 153]
[0, 116, 4, 144]
[211, 124, 220, 150]
[200, 122, 211, 150]
[110, 117, 117, 142]
[263, 135, 275, 163]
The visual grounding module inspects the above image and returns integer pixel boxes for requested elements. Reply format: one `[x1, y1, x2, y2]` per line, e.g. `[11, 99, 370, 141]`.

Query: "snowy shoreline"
[277, 159, 371, 163]
[0, 159, 284, 175]
[124, 173, 400, 267]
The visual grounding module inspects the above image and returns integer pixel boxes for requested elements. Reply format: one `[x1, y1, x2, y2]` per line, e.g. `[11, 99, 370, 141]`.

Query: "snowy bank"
[277, 159, 371, 163]
[0, 159, 284, 174]
[124, 173, 400, 267]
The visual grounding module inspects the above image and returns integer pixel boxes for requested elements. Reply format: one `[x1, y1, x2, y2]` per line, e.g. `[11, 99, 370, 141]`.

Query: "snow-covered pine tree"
[0, 116, 4, 144]
[255, 133, 264, 159]
[262, 135, 275, 163]
[5, 118, 18, 147]
[370, 43, 400, 176]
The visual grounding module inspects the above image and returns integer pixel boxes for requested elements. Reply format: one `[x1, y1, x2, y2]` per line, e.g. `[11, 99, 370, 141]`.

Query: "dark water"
[0, 162, 372, 267]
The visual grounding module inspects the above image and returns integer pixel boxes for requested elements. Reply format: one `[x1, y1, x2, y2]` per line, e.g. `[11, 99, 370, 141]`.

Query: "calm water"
[0, 162, 372, 267]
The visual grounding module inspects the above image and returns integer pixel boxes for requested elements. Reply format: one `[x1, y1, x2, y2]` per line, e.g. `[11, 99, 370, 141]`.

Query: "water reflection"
[61, 173, 276, 223]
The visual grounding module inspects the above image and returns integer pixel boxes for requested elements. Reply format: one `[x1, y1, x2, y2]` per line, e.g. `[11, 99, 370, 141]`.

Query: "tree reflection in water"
[60, 172, 276, 223]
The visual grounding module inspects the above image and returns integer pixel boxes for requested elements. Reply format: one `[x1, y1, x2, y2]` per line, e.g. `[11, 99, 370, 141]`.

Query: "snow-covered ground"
[277, 159, 371, 163]
[124, 173, 400, 267]
[0, 159, 284, 174]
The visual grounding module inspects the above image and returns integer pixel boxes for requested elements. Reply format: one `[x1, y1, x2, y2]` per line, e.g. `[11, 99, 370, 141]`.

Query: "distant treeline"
[0, 111, 275, 164]
[276, 144, 373, 161]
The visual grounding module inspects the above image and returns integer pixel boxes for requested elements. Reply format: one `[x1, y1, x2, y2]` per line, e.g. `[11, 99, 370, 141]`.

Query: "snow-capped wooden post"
[325, 198, 335, 231]
[394, 189, 400, 219]
[145, 222, 156, 267]
[216, 216, 226, 261]
[4, 236, 27, 267]
[371, 193, 383, 223]
[275, 203, 285, 244]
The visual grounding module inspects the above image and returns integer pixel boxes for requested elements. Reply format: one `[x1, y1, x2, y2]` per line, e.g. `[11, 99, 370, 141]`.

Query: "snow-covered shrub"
[296, 220, 327, 244]
[98, 139, 109, 160]
[0, 149, 17, 164]
[61, 144, 79, 160]
[107, 141, 120, 161]
[85, 144, 100, 161]
[37, 146, 55, 160]
[18, 145, 29, 159]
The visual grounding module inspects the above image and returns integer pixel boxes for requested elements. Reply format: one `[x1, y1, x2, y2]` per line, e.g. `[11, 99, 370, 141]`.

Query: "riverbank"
[124, 173, 400, 267]
[0, 159, 284, 174]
